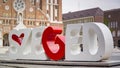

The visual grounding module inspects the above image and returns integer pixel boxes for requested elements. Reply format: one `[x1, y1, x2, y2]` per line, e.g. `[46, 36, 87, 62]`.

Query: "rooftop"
[104, 8, 120, 12]
[62, 7, 103, 20]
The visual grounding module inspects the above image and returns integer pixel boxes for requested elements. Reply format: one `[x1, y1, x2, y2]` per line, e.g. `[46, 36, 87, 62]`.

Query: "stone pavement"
[0, 47, 120, 68]
[0, 63, 120, 68]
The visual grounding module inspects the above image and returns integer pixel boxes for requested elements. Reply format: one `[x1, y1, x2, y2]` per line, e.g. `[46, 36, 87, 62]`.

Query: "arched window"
[3, 33, 9, 46]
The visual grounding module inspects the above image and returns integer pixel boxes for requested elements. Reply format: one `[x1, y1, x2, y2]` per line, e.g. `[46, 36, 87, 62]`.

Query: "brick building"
[62, 7, 104, 35]
[63, 7, 120, 47]
[0, 0, 63, 47]
[104, 8, 120, 47]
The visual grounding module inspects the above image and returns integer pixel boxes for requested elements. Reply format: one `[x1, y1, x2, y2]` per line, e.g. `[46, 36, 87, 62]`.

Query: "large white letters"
[8, 27, 47, 60]
[31, 27, 47, 60]
[65, 23, 113, 61]
[8, 22, 113, 61]
[9, 29, 31, 59]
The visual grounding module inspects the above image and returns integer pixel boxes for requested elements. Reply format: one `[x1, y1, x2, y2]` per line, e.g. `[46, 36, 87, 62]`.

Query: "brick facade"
[0, 0, 63, 47]
[104, 8, 120, 47]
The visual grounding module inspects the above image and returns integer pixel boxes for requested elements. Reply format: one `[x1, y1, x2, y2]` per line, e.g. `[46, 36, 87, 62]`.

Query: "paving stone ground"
[0, 47, 120, 68]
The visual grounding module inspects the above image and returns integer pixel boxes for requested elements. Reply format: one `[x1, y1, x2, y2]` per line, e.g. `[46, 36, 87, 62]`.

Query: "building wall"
[94, 16, 104, 23]
[63, 16, 103, 35]
[104, 9, 120, 47]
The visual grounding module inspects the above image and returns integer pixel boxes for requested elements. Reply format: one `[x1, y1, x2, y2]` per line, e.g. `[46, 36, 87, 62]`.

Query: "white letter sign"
[65, 23, 113, 61]
[7, 22, 113, 61]
[8, 27, 47, 60]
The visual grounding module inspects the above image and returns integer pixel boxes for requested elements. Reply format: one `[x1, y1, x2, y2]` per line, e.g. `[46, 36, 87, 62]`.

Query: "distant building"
[62, 7, 104, 35]
[0, 0, 63, 47]
[104, 8, 120, 47]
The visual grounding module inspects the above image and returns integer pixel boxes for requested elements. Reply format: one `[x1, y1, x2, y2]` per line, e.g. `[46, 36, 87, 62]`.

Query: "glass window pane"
[118, 30, 120, 37]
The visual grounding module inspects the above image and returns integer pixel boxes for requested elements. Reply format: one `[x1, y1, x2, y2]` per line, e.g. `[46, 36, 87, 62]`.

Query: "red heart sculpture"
[12, 33, 24, 46]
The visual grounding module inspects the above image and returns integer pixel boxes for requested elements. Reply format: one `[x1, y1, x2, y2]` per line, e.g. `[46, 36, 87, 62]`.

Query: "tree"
[104, 18, 113, 32]
[104, 18, 109, 26]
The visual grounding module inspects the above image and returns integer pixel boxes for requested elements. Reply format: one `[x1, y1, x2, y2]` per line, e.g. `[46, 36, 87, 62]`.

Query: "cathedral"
[0, 0, 63, 47]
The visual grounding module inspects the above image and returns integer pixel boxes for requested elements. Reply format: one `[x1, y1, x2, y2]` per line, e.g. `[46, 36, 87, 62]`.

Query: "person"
[80, 44, 83, 52]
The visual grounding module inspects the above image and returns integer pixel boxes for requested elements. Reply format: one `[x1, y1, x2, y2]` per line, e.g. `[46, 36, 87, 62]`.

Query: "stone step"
[0, 59, 120, 67]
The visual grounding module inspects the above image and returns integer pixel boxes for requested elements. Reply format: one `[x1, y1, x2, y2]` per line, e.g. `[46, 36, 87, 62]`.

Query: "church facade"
[0, 0, 63, 47]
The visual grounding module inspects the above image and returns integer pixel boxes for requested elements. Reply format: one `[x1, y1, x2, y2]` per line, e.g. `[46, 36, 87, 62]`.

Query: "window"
[14, 21, 16, 25]
[39, 0, 42, 9]
[108, 15, 111, 18]
[45, 22, 47, 26]
[14, 20, 17, 25]
[2, 20, 10, 25]
[88, 18, 91, 22]
[46, 4, 49, 10]
[28, 21, 29, 25]
[3, 0, 8, 3]
[6, 21, 8, 25]
[9, 20, 11, 24]
[0, 20, 2, 24]
[30, 0, 36, 5]
[28, 21, 33, 25]
[117, 30, 120, 37]
[46, 0, 49, 10]
[112, 31, 116, 37]
[46, 0, 49, 3]
[39, 22, 41, 26]
[55, 8, 58, 17]
[33, 22, 35, 25]
[108, 23, 111, 28]
[30, 21, 32, 25]
[111, 22, 113, 28]
[3, 27, 10, 32]
[36, 0, 39, 2]
[54, 0, 58, 4]
[90, 18, 93, 22]
[55, 5, 58, 9]
[2, 20, 5, 25]
[6, 20, 10, 25]
[113, 22, 116, 28]
[42, 22, 45, 26]
[110, 22, 117, 28]
[116, 21, 118, 28]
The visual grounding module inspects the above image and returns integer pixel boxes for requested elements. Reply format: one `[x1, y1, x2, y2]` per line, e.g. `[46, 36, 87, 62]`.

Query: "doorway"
[3, 33, 9, 46]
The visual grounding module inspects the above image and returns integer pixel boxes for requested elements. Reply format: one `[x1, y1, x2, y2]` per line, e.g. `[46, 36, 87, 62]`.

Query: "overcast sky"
[62, 0, 120, 13]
